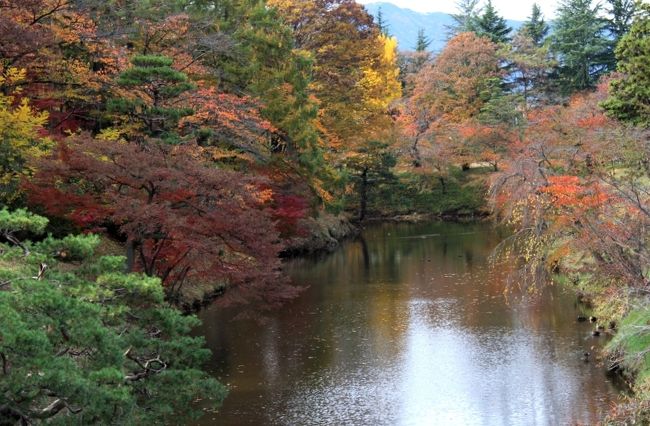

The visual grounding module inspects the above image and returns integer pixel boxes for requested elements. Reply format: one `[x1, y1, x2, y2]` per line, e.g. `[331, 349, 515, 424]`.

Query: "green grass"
[361, 167, 490, 218]
[608, 305, 650, 395]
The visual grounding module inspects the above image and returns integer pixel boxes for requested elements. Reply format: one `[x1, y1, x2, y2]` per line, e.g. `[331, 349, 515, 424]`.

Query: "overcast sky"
[356, 0, 559, 21]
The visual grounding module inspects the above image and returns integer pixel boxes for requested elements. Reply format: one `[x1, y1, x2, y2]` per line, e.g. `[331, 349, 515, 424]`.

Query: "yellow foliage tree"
[0, 68, 50, 204]
[357, 34, 402, 132]
[269, 0, 401, 150]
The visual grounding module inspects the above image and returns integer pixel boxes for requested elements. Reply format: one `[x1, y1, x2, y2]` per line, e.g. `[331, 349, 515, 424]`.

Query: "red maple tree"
[25, 136, 299, 309]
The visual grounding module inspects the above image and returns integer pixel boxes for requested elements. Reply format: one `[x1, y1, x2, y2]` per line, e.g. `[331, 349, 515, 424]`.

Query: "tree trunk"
[411, 135, 422, 167]
[126, 240, 136, 273]
[359, 167, 368, 222]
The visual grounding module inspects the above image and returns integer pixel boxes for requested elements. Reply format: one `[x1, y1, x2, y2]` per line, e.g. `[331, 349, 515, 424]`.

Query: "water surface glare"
[195, 222, 622, 425]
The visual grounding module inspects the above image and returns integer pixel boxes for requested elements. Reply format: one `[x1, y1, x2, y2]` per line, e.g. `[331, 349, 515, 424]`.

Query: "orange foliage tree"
[491, 80, 650, 292]
[405, 32, 502, 171]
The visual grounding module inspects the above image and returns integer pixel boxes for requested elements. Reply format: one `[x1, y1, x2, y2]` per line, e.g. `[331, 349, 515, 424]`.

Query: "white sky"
[356, 0, 559, 21]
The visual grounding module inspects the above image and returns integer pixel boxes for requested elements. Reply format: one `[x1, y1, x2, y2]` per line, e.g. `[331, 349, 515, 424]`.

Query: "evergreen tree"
[414, 28, 431, 52]
[504, 33, 558, 108]
[603, 0, 637, 70]
[231, 3, 322, 169]
[447, 0, 481, 37]
[602, 3, 650, 126]
[606, 0, 636, 40]
[109, 55, 194, 142]
[376, 6, 390, 36]
[475, 0, 512, 43]
[520, 3, 550, 46]
[344, 141, 396, 221]
[550, 0, 610, 94]
[0, 208, 226, 424]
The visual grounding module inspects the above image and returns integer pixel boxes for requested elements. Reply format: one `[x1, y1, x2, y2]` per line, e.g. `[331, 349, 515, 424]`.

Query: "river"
[194, 221, 623, 425]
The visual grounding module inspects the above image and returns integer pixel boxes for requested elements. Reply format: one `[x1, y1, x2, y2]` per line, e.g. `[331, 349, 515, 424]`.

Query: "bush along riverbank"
[491, 212, 650, 424]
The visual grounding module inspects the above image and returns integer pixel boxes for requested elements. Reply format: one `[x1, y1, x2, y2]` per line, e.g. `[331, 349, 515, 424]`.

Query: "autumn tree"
[358, 34, 402, 128]
[0, 0, 118, 134]
[411, 33, 501, 125]
[490, 82, 650, 289]
[408, 33, 501, 166]
[269, 0, 400, 149]
[0, 68, 50, 205]
[26, 136, 297, 310]
[180, 88, 277, 162]
[0, 208, 226, 424]
[78, 0, 196, 56]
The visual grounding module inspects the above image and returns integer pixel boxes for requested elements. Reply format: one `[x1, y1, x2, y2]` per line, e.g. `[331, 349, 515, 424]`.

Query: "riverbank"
[364, 210, 491, 224]
[177, 212, 359, 312]
[177, 201, 496, 312]
[281, 212, 359, 256]
[551, 259, 650, 423]
[176, 174, 496, 312]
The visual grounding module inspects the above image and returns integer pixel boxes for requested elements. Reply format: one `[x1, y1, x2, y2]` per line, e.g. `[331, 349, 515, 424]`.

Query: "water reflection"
[194, 222, 621, 425]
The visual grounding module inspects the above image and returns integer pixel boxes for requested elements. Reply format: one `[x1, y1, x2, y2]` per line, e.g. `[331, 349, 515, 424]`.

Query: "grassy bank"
[350, 166, 492, 221]
[553, 262, 650, 423]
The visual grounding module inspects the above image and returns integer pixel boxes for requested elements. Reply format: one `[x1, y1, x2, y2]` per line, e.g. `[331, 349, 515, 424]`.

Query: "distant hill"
[362, 2, 522, 52]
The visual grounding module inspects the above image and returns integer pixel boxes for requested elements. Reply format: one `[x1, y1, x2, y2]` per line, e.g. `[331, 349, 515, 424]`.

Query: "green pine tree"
[211, 1, 324, 173]
[475, 0, 512, 43]
[550, 0, 610, 95]
[602, 3, 650, 126]
[344, 141, 396, 221]
[606, 0, 636, 40]
[376, 6, 390, 36]
[414, 28, 431, 52]
[0, 208, 226, 424]
[603, 0, 637, 71]
[109, 55, 195, 142]
[447, 0, 481, 37]
[520, 3, 549, 46]
[503, 32, 558, 108]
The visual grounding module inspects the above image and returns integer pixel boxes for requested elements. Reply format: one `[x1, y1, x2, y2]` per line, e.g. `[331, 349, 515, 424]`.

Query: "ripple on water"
[195, 222, 622, 426]
[267, 301, 610, 426]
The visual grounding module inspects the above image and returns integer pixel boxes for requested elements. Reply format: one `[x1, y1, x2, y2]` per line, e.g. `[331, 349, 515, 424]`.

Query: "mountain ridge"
[362, 2, 523, 52]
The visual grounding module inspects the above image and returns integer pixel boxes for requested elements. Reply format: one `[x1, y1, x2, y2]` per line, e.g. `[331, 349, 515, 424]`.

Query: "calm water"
[195, 222, 622, 425]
